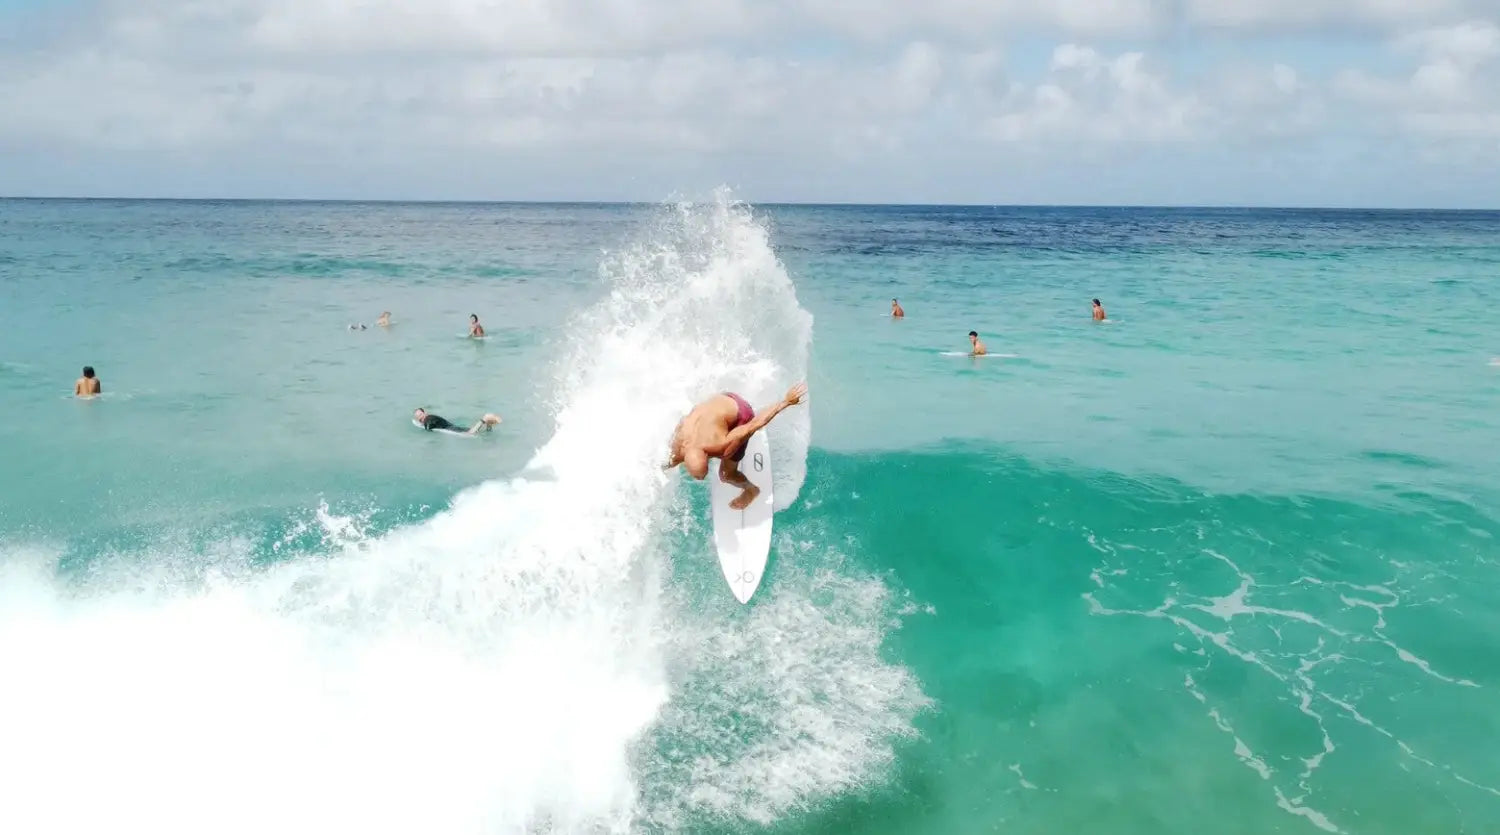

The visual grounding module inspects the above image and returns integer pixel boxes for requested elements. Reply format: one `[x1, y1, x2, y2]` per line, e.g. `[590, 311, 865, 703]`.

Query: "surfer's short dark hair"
[968, 331, 978, 338]
[469, 313, 478, 320]
[82, 366, 95, 378]
[1093, 298, 1101, 305]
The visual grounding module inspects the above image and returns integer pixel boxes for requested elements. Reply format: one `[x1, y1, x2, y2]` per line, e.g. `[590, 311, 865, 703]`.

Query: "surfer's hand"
[783, 382, 807, 406]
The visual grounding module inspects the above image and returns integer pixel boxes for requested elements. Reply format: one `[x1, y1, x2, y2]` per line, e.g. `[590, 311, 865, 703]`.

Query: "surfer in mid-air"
[664, 383, 807, 510]
[413, 408, 501, 435]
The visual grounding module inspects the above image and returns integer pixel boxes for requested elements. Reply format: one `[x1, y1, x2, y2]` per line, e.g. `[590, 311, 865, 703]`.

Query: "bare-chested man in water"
[664, 383, 807, 510]
[75, 366, 101, 397]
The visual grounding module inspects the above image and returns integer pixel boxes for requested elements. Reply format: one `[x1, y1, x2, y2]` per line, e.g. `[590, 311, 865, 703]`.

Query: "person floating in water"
[377, 311, 391, 327]
[968, 331, 987, 356]
[664, 383, 807, 510]
[891, 298, 905, 318]
[413, 408, 501, 435]
[75, 366, 101, 397]
[469, 314, 485, 338]
[1093, 299, 1107, 321]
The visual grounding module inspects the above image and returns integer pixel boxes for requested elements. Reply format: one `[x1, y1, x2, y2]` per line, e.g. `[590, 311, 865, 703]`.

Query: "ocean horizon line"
[3, 194, 1499, 213]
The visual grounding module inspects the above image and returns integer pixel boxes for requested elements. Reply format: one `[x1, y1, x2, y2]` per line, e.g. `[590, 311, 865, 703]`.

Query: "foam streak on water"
[1084, 538, 1499, 833]
[0, 195, 924, 834]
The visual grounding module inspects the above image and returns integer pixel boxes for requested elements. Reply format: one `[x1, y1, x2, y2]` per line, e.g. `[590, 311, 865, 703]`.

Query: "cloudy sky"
[1, 0, 1498, 205]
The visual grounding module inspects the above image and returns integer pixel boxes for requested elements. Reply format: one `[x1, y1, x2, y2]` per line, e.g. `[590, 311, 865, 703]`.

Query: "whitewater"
[0, 197, 928, 833]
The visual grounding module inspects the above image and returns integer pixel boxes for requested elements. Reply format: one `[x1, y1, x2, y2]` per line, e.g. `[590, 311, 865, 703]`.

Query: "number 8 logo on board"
[752, 453, 764, 472]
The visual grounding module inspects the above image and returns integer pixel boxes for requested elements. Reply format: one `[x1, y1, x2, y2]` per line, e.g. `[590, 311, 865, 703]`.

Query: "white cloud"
[790, 0, 1164, 40]
[70, 0, 1153, 60]
[228, 0, 1500, 49]
[244, 0, 762, 55]
[1336, 21, 1500, 138]
[1399, 18, 1500, 62]
[0, 43, 995, 159]
[1, 0, 1499, 202]
[1183, 0, 1493, 30]
[983, 46, 1203, 142]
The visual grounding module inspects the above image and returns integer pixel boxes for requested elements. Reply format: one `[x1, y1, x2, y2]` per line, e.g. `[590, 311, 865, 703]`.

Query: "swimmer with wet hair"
[75, 366, 101, 397]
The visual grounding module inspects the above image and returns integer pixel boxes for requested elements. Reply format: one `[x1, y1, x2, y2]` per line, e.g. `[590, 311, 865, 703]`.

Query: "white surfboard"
[710, 431, 774, 604]
[940, 350, 1018, 358]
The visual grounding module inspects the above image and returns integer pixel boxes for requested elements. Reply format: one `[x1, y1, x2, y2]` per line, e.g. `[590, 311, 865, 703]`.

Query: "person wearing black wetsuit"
[413, 408, 501, 435]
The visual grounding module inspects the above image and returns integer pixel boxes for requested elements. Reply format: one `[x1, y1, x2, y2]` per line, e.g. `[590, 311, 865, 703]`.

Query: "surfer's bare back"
[664, 383, 807, 510]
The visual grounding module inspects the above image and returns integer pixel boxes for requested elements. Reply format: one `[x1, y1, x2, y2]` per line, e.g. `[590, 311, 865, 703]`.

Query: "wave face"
[0, 196, 926, 834]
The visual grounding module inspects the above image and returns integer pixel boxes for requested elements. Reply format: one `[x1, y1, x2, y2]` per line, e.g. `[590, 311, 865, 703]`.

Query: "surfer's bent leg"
[465, 414, 502, 434]
[719, 456, 759, 511]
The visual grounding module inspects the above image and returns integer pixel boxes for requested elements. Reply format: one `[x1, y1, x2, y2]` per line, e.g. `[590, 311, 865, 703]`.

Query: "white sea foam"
[0, 193, 924, 834]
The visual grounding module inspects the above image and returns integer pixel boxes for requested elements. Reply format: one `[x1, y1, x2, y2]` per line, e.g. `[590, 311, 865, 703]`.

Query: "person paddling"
[413, 408, 501, 435]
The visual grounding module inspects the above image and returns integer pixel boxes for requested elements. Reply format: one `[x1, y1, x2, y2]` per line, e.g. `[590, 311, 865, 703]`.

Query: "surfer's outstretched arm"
[720, 382, 807, 451]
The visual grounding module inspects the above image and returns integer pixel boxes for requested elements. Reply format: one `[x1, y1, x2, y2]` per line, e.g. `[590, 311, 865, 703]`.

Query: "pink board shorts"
[725, 393, 755, 461]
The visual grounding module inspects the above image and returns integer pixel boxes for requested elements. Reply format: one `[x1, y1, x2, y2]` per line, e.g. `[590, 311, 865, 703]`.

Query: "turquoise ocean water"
[2, 197, 1499, 833]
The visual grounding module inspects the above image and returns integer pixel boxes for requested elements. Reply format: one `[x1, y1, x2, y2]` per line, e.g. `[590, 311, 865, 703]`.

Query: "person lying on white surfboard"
[663, 383, 807, 510]
[412, 407, 501, 435]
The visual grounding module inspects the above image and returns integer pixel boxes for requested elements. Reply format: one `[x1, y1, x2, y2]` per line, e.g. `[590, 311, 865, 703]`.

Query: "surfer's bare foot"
[729, 484, 760, 510]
